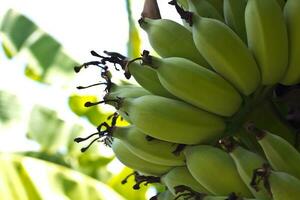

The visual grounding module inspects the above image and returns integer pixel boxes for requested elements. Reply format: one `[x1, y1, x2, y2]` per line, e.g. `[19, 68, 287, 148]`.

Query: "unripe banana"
[221, 139, 271, 200]
[139, 18, 210, 68]
[177, 0, 189, 9]
[268, 171, 300, 200]
[276, 0, 286, 8]
[191, 15, 260, 95]
[203, 198, 255, 200]
[245, 0, 288, 85]
[111, 138, 172, 176]
[174, 0, 193, 31]
[144, 55, 242, 117]
[104, 84, 150, 122]
[184, 145, 253, 197]
[223, 0, 248, 43]
[199, 196, 256, 200]
[107, 84, 150, 99]
[127, 61, 175, 98]
[95, 51, 175, 98]
[116, 95, 226, 144]
[252, 165, 300, 200]
[187, 0, 224, 21]
[160, 166, 211, 195]
[247, 125, 300, 180]
[206, 0, 224, 17]
[111, 125, 185, 166]
[152, 190, 175, 200]
[280, 0, 300, 85]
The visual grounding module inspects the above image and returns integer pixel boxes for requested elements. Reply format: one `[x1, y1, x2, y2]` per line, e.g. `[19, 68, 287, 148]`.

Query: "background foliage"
[0, 1, 151, 199]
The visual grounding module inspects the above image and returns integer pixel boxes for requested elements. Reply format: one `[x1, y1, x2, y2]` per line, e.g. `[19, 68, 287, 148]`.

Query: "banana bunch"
[74, 0, 300, 199]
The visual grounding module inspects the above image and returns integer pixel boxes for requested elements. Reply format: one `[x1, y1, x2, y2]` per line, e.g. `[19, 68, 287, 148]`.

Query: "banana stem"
[141, 0, 161, 19]
[226, 85, 296, 154]
[245, 99, 296, 146]
[225, 97, 263, 154]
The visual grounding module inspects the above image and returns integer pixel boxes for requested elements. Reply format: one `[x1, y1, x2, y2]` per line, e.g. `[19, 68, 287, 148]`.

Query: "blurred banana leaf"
[68, 94, 110, 127]
[0, 9, 78, 85]
[125, 0, 141, 58]
[26, 104, 115, 181]
[0, 153, 125, 200]
[108, 167, 149, 200]
[68, 95, 98, 117]
[27, 105, 66, 154]
[0, 90, 20, 124]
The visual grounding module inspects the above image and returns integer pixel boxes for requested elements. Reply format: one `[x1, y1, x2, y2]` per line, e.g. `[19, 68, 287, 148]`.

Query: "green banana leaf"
[108, 167, 150, 200]
[27, 105, 67, 154]
[68, 94, 110, 127]
[0, 153, 126, 200]
[125, 0, 141, 58]
[0, 90, 20, 124]
[26, 104, 115, 181]
[0, 9, 78, 85]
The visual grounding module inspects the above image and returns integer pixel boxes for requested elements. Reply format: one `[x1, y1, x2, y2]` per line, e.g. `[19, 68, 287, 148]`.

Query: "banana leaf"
[0, 9, 78, 85]
[0, 153, 125, 200]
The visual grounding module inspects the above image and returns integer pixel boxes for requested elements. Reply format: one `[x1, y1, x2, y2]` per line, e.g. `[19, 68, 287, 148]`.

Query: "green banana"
[126, 61, 175, 98]
[93, 51, 175, 98]
[143, 55, 242, 117]
[104, 84, 150, 122]
[280, 0, 300, 85]
[220, 139, 271, 200]
[104, 83, 150, 107]
[206, 0, 224, 17]
[110, 125, 185, 166]
[151, 190, 175, 200]
[139, 17, 210, 68]
[276, 0, 286, 8]
[111, 138, 172, 176]
[177, 0, 189, 9]
[107, 84, 150, 99]
[201, 196, 256, 200]
[190, 14, 260, 96]
[268, 171, 300, 200]
[115, 95, 226, 144]
[184, 145, 253, 196]
[187, 0, 224, 21]
[223, 0, 248, 42]
[160, 166, 211, 195]
[245, 0, 288, 85]
[252, 165, 300, 200]
[247, 124, 300, 180]
[198, 195, 256, 200]
[174, 0, 193, 31]
[155, 190, 256, 200]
